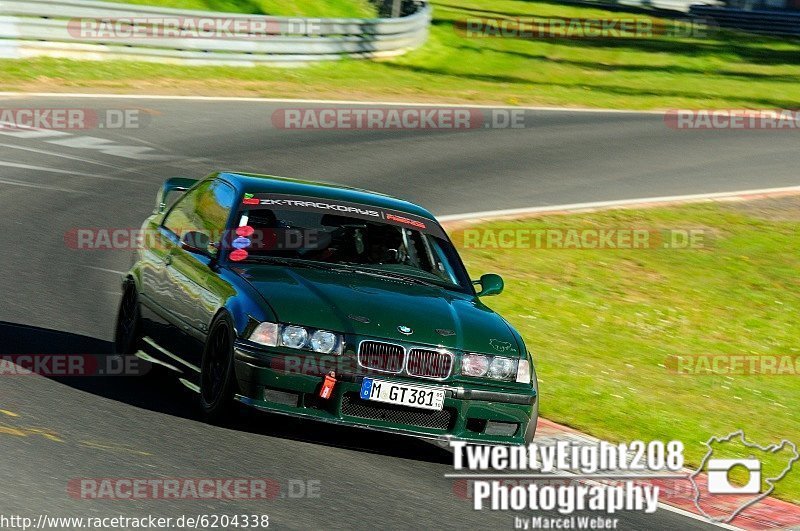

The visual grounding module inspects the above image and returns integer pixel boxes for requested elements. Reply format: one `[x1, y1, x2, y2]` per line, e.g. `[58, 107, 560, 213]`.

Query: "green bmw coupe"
[115, 172, 538, 444]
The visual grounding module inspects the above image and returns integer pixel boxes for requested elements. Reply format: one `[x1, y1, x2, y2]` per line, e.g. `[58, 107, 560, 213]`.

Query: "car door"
[159, 179, 237, 367]
[139, 184, 204, 350]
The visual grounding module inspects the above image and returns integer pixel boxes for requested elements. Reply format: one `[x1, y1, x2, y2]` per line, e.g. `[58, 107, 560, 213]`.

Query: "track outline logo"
[689, 430, 799, 523]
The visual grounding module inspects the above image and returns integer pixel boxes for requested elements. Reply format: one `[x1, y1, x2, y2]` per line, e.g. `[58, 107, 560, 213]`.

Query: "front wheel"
[199, 313, 238, 422]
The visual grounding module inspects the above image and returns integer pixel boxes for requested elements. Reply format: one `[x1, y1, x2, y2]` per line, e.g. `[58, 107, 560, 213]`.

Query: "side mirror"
[474, 273, 504, 297]
[181, 231, 212, 256]
[155, 177, 198, 214]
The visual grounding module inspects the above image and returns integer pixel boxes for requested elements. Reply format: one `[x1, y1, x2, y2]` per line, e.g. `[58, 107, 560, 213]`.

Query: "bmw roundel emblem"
[398, 325, 413, 335]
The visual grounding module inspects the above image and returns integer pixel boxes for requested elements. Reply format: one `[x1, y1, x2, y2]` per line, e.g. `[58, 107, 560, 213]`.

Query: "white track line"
[0, 143, 139, 172]
[81, 265, 126, 275]
[0, 176, 83, 193]
[0, 92, 662, 114]
[656, 503, 741, 530]
[437, 185, 800, 222]
[0, 160, 115, 179]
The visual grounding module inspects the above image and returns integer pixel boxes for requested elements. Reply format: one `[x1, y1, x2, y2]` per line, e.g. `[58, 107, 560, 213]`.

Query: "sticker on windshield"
[229, 249, 248, 262]
[242, 193, 260, 205]
[232, 237, 252, 250]
[241, 194, 447, 239]
[386, 213, 427, 230]
[236, 225, 255, 237]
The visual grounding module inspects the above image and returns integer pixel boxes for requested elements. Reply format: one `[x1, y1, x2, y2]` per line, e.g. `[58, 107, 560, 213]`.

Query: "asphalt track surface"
[1, 95, 798, 530]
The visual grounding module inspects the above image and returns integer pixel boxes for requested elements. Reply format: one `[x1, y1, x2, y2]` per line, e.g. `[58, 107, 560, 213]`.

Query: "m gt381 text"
[115, 172, 538, 444]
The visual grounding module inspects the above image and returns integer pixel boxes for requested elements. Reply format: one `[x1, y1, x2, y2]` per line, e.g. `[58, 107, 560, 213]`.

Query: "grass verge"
[452, 196, 800, 502]
[105, 0, 377, 18]
[2, 0, 800, 108]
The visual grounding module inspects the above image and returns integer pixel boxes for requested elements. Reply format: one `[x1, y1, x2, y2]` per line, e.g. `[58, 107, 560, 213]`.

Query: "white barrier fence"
[0, 0, 432, 65]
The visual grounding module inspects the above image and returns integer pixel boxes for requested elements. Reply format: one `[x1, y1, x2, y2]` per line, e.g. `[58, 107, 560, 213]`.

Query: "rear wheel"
[200, 313, 238, 422]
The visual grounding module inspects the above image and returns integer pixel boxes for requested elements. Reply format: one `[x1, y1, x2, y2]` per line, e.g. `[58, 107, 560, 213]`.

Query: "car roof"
[216, 172, 438, 221]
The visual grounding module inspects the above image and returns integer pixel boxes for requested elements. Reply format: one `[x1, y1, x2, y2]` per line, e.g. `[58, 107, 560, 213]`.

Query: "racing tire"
[113, 281, 162, 381]
[199, 312, 239, 422]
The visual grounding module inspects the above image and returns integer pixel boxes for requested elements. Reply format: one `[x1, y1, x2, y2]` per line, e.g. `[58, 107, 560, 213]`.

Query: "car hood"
[233, 264, 522, 357]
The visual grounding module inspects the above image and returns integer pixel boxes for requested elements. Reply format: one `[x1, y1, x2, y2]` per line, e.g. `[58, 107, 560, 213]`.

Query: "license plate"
[359, 378, 445, 411]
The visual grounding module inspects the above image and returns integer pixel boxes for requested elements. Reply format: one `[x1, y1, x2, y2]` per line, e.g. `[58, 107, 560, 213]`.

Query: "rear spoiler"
[154, 177, 198, 214]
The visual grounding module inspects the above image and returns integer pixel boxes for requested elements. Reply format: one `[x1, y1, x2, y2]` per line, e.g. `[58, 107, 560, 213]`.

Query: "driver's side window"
[163, 179, 235, 245]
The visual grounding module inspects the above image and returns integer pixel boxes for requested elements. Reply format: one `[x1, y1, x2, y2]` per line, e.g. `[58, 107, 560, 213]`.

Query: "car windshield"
[230, 193, 473, 292]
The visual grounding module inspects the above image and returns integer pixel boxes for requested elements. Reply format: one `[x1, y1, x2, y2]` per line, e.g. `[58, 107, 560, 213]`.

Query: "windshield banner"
[241, 194, 448, 239]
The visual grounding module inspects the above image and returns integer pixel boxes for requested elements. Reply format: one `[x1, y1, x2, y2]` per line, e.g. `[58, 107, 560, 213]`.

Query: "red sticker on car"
[237, 225, 255, 237]
[386, 213, 427, 230]
[229, 249, 249, 262]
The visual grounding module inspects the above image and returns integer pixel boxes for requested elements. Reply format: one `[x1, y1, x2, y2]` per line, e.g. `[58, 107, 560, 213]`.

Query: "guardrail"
[689, 5, 800, 35]
[609, 0, 716, 12]
[0, 0, 432, 65]
[557, 0, 800, 34]
[565, 0, 722, 13]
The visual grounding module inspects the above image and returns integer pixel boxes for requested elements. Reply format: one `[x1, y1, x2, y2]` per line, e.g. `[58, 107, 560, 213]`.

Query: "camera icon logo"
[707, 458, 762, 494]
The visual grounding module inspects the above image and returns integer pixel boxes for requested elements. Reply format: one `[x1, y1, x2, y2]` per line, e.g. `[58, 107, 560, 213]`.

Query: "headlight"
[310, 330, 338, 354]
[249, 322, 343, 354]
[281, 326, 309, 349]
[462, 354, 490, 377]
[488, 357, 517, 381]
[249, 322, 278, 346]
[516, 359, 532, 384]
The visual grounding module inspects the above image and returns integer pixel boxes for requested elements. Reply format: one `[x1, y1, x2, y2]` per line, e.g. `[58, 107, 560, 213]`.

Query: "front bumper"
[233, 342, 538, 445]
